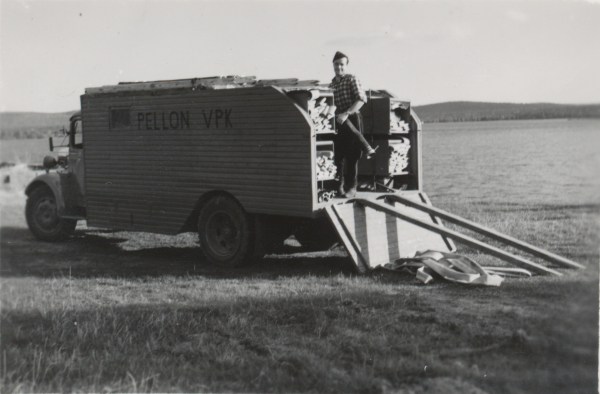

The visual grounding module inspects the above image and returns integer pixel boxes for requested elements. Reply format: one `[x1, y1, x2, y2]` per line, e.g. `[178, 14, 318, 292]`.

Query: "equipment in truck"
[24, 75, 584, 276]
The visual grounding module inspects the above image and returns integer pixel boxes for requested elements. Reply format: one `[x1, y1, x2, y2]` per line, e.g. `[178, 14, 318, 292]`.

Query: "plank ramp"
[326, 194, 578, 276]
[384, 194, 585, 270]
[325, 193, 454, 273]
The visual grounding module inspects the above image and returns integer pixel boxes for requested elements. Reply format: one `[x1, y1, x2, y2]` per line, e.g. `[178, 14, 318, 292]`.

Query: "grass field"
[1, 120, 599, 393]
[1, 170, 598, 393]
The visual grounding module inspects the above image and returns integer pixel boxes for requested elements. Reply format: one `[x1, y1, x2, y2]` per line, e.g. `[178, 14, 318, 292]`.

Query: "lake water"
[422, 119, 600, 208]
[1, 118, 599, 208]
[1, 137, 54, 165]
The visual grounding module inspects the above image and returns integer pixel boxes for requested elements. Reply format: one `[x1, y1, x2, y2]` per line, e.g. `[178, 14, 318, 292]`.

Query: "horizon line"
[2, 101, 600, 114]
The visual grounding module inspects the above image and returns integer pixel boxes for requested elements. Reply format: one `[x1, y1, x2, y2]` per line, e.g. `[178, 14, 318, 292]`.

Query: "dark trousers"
[335, 113, 371, 190]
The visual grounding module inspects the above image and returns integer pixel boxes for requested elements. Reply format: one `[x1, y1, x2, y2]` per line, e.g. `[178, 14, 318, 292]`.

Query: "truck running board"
[326, 193, 579, 276]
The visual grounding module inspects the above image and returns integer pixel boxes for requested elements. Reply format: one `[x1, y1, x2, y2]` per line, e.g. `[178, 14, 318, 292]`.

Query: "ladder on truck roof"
[325, 193, 584, 276]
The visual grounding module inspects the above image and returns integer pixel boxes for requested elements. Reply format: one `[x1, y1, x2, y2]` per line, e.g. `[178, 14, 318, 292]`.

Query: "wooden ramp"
[325, 193, 583, 276]
[325, 192, 455, 273]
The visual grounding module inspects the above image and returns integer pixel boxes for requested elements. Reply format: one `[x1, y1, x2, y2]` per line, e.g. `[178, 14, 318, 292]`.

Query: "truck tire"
[25, 186, 76, 241]
[198, 195, 254, 267]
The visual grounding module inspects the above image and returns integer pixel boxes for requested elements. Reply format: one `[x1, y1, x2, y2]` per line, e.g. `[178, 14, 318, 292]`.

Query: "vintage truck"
[25, 76, 579, 275]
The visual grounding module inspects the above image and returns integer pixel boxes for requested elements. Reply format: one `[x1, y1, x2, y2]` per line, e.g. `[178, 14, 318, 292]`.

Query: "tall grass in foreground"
[1, 202, 598, 393]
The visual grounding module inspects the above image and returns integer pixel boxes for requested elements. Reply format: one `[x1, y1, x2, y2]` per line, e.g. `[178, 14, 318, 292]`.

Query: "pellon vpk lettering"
[137, 111, 190, 130]
[136, 109, 233, 130]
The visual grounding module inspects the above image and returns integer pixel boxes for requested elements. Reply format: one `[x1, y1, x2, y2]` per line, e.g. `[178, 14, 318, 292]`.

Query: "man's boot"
[337, 179, 345, 197]
[343, 187, 357, 198]
[344, 179, 357, 198]
[366, 146, 378, 160]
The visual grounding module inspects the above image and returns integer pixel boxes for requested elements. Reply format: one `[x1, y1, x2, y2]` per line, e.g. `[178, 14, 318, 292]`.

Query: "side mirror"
[43, 156, 57, 170]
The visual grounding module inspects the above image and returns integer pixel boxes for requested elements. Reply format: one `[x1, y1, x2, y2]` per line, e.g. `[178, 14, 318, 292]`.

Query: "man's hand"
[337, 100, 365, 124]
[336, 112, 349, 125]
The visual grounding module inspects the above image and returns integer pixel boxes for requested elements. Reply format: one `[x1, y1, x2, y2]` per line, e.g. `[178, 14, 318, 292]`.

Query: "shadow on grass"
[2, 222, 597, 285]
[1, 226, 362, 280]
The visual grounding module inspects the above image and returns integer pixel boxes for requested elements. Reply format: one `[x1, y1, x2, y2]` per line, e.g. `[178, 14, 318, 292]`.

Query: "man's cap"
[333, 51, 349, 63]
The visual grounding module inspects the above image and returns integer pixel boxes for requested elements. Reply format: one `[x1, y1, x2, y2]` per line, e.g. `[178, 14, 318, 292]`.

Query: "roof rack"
[85, 76, 327, 94]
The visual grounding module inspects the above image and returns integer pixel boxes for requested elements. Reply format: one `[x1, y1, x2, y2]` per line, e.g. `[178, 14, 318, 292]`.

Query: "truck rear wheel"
[25, 186, 76, 241]
[198, 195, 254, 267]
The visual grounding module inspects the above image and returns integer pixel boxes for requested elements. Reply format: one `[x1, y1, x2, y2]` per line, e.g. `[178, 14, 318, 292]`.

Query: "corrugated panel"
[82, 86, 313, 234]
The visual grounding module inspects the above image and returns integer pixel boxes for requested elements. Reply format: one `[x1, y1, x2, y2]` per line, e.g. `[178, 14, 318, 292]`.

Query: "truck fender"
[25, 173, 67, 216]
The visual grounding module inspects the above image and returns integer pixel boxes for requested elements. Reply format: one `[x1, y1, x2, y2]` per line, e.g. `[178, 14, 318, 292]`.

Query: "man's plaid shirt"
[329, 74, 368, 113]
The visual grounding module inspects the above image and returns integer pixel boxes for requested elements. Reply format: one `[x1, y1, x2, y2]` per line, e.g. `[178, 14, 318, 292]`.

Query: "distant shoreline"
[422, 117, 591, 124]
[1, 102, 599, 139]
[413, 101, 600, 123]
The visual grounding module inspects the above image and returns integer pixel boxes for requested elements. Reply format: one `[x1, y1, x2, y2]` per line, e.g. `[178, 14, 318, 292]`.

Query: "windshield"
[70, 118, 83, 148]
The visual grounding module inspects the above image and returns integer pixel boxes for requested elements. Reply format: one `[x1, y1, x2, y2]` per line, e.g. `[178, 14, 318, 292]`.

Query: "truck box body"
[79, 78, 422, 236]
[82, 86, 315, 234]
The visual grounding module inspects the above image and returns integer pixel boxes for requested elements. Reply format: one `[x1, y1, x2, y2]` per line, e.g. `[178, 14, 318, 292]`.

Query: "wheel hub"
[206, 211, 240, 256]
[35, 198, 58, 231]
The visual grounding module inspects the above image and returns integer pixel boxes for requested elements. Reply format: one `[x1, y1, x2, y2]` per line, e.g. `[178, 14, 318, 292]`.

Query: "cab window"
[70, 119, 83, 149]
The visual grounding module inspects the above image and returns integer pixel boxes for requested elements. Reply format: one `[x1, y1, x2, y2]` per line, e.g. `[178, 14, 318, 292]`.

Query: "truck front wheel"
[25, 186, 76, 241]
[197, 195, 254, 267]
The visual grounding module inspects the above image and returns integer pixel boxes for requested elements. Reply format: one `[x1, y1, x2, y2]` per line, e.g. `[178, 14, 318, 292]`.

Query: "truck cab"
[25, 113, 86, 241]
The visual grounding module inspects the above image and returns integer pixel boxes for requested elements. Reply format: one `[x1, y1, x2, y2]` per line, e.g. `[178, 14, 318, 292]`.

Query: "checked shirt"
[329, 74, 368, 113]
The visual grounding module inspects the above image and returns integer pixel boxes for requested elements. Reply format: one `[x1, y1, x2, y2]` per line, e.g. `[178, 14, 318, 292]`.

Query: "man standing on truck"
[330, 51, 377, 198]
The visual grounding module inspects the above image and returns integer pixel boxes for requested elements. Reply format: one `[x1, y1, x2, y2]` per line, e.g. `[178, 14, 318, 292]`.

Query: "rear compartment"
[286, 88, 423, 206]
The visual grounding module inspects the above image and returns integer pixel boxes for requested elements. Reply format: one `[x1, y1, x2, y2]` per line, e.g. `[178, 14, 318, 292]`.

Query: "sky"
[1, 0, 599, 113]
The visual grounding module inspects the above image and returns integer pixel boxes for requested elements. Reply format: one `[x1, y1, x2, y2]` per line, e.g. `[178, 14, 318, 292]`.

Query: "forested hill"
[1, 111, 78, 139]
[413, 101, 600, 123]
[1, 102, 600, 139]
